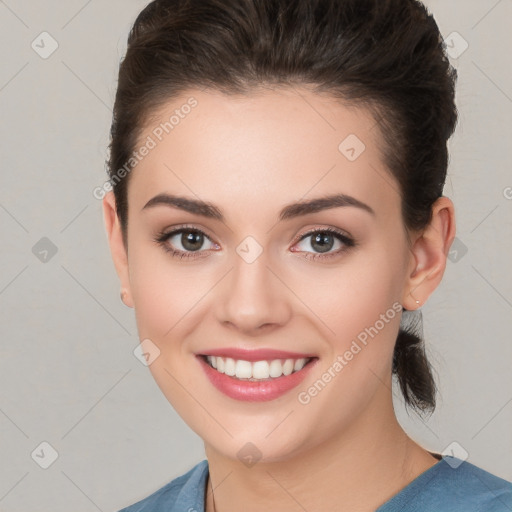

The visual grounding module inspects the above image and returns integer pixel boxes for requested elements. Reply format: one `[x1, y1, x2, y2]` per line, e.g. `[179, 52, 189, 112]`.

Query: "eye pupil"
[311, 233, 334, 253]
[182, 231, 203, 251]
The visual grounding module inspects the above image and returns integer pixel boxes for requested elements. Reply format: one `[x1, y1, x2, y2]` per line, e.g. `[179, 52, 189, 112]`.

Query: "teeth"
[252, 360, 270, 379]
[269, 359, 283, 378]
[294, 359, 305, 371]
[235, 360, 252, 379]
[224, 357, 236, 376]
[205, 356, 310, 380]
[282, 359, 294, 375]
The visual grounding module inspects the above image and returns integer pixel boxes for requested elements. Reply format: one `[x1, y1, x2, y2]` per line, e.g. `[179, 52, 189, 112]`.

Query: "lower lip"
[197, 356, 318, 402]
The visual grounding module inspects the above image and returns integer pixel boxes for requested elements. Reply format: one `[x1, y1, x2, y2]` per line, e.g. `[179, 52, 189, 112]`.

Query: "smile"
[203, 355, 311, 381]
[197, 349, 318, 402]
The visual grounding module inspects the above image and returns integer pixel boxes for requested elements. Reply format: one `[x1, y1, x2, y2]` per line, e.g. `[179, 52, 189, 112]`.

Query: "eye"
[291, 227, 355, 261]
[154, 225, 356, 261]
[154, 225, 219, 259]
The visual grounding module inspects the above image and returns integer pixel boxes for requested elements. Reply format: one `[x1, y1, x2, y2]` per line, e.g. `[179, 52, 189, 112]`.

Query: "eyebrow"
[141, 193, 375, 221]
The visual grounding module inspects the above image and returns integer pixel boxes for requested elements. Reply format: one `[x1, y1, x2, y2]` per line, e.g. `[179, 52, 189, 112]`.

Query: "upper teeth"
[206, 356, 309, 380]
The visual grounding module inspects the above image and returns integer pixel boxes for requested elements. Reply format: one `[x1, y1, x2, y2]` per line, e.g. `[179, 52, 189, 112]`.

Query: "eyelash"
[154, 224, 356, 262]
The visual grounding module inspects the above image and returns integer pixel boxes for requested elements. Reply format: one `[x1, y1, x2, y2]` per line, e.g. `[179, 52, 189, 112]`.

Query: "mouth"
[201, 354, 314, 381]
[196, 351, 318, 402]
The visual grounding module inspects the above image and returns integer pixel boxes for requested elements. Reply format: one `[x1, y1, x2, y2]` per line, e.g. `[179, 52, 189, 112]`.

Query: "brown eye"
[155, 226, 218, 259]
[292, 228, 355, 261]
[178, 230, 205, 252]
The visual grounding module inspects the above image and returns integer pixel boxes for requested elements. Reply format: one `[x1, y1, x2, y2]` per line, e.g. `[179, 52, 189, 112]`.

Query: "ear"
[102, 191, 134, 308]
[402, 196, 456, 310]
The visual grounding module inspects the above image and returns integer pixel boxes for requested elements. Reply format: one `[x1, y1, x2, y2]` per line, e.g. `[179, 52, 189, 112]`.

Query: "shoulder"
[440, 458, 512, 510]
[117, 459, 209, 512]
[378, 456, 512, 511]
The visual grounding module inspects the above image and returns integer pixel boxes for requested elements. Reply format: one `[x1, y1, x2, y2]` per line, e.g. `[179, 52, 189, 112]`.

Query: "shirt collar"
[170, 459, 209, 512]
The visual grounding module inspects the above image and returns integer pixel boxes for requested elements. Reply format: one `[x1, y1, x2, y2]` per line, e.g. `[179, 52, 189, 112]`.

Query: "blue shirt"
[118, 455, 512, 511]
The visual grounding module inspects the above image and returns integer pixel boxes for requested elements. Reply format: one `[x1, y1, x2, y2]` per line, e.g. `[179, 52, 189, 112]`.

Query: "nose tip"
[214, 258, 293, 335]
[222, 319, 279, 336]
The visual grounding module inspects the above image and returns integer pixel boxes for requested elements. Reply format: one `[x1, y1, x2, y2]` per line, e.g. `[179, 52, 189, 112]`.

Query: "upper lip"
[198, 348, 317, 362]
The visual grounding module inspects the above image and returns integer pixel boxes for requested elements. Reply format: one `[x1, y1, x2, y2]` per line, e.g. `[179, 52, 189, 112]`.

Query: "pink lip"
[196, 354, 318, 402]
[198, 348, 316, 362]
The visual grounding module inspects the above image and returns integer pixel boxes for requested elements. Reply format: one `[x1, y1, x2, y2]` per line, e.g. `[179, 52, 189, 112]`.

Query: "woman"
[103, 0, 512, 510]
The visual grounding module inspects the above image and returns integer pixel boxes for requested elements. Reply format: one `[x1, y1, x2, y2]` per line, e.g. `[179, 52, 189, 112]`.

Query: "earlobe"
[402, 196, 456, 310]
[102, 191, 134, 308]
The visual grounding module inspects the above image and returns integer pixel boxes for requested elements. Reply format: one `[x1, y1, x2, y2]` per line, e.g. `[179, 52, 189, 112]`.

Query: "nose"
[214, 251, 292, 336]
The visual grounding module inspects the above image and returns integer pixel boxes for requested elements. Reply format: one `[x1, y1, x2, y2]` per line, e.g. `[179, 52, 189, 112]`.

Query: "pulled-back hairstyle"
[107, 0, 458, 415]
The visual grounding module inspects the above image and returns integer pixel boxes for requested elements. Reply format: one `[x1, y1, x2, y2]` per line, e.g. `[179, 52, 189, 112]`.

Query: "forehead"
[128, 86, 399, 220]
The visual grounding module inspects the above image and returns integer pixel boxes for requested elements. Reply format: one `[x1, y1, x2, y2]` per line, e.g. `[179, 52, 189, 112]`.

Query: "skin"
[103, 86, 456, 512]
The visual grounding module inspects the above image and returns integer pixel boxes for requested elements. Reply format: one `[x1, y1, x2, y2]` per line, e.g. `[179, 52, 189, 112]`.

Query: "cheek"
[293, 244, 405, 344]
[129, 256, 170, 339]
[292, 268, 404, 442]
[127, 238, 205, 340]
[292, 244, 406, 410]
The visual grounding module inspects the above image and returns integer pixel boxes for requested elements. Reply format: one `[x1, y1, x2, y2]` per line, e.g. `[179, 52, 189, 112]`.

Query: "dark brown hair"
[107, 0, 458, 415]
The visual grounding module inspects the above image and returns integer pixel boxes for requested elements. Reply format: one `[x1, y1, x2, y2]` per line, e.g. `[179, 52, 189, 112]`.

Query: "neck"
[205, 386, 438, 512]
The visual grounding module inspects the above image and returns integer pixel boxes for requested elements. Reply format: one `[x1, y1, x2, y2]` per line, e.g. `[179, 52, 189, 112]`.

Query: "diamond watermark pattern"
[133, 338, 161, 366]
[31, 32, 59, 60]
[338, 134, 366, 162]
[32, 237, 58, 263]
[444, 31, 469, 59]
[236, 236, 263, 264]
[237, 442, 263, 468]
[442, 441, 469, 469]
[448, 236, 468, 263]
[31, 441, 59, 469]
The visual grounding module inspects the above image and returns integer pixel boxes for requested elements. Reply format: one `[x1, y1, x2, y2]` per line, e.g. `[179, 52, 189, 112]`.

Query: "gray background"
[0, 1, 511, 510]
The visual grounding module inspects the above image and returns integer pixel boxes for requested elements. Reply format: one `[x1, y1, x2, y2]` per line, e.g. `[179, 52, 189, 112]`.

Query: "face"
[109, 86, 419, 462]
